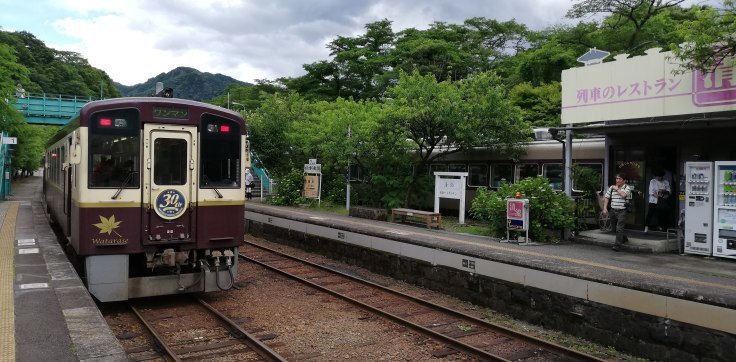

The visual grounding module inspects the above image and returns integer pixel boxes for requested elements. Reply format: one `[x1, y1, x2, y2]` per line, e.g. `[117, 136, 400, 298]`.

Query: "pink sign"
[693, 65, 736, 107]
[507, 200, 524, 219]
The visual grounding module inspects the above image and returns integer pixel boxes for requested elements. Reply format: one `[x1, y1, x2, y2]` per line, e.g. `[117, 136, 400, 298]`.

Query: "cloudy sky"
[0, 0, 713, 86]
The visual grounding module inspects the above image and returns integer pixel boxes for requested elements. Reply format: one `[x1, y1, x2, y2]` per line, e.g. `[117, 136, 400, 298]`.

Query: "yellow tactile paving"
[0, 202, 18, 362]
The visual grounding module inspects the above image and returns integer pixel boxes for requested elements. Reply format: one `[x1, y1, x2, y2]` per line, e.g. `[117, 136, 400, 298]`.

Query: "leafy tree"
[387, 70, 531, 206]
[671, 0, 736, 73]
[248, 92, 315, 178]
[509, 82, 562, 128]
[566, 0, 687, 54]
[0, 30, 120, 98]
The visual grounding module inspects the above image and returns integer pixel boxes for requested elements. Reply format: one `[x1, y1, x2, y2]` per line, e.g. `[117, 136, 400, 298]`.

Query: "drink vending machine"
[713, 161, 736, 259]
[684, 162, 713, 256]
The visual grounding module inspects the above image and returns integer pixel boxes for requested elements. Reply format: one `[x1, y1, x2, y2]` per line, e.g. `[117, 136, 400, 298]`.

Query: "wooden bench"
[390, 208, 442, 229]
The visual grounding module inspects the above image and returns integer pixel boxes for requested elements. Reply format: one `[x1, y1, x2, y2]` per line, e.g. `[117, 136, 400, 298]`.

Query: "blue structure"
[0, 132, 13, 199]
[250, 151, 273, 194]
[13, 93, 96, 125]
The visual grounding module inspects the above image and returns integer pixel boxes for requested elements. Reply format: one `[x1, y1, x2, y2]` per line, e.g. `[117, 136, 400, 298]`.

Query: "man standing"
[602, 174, 632, 251]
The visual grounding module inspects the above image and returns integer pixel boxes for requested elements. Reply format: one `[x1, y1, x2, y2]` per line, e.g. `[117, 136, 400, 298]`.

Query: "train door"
[143, 125, 196, 243]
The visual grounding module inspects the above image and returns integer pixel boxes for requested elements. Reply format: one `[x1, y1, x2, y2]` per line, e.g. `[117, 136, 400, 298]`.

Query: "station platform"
[0, 175, 126, 361]
[245, 202, 736, 360]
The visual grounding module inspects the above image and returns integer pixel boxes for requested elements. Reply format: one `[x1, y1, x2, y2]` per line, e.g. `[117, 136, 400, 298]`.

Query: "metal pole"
[346, 125, 351, 210]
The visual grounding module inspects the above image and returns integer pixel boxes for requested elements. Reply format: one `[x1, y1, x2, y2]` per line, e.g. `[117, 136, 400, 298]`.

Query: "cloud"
[6, 0, 637, 85]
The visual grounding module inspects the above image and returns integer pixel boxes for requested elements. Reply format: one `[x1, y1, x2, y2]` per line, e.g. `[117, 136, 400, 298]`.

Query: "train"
[430, 135, 606, 212]
[43, 97, 248, 302]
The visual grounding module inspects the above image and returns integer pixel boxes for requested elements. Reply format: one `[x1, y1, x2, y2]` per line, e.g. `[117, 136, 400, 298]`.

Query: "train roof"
[47, 97, 246, 146]
[78, 97, 243, 123]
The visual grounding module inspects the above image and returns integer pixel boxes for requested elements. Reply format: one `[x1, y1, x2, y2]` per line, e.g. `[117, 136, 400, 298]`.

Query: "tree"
[509, 82, 562, 128]
[671, 1, 736, 73]
[0, 30, 120, 98]
[566, 0, 687, 54]
[387, 70, 531, 207]
[248, 92, 315, 178]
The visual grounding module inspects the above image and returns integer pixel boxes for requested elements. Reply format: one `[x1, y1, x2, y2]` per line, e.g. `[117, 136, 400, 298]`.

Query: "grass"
[441, 216, 493, 237]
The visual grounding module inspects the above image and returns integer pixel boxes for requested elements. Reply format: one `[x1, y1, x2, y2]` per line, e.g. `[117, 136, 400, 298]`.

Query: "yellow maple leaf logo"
[93, 215, 123, 237]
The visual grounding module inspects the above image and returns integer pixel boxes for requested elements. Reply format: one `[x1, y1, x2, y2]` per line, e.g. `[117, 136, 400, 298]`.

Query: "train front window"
[88, 109, 140, 188]
[154, 139, 187, 185]
[200, 114, 241, 188]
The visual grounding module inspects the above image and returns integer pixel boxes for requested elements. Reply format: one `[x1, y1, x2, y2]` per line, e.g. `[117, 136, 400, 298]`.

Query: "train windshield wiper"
[203, 175, 223, 198]
[112, 171, 137, 200]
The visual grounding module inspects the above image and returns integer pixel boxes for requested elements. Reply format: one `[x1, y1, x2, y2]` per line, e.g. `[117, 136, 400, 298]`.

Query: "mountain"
[115, 67, 250, 101]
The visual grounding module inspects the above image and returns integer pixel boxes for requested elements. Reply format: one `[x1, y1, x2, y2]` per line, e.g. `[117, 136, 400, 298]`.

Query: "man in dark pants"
[602, 174, 632, 251]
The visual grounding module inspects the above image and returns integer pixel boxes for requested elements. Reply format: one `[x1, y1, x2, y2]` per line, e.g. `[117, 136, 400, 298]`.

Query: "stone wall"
[247, 220, 735, 361]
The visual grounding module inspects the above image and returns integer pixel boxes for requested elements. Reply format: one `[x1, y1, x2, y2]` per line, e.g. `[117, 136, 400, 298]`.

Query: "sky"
[0, 0, 716, 86]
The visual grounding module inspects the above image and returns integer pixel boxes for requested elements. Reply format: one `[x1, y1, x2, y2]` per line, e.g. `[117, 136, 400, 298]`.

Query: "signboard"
[436, 178, 462, 199]
[303, 175, 319, 199]
[304, 163, 321, 173]
[433, 172, 468, 224]
[561, 48, 736, 124]
[2, 137, 17, 145]
[506, 198, 529, 231]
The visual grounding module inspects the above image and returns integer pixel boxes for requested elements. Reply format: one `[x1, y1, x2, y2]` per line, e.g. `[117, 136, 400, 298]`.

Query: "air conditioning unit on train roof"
[533, 128, 554, 141]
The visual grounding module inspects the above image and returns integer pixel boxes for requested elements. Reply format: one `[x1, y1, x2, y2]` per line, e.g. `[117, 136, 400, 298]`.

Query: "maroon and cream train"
[44, 97, 248, 302]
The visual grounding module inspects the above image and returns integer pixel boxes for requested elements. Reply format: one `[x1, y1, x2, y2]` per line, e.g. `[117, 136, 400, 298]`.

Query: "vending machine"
[684, 162, 714, 256]
[712, 161, 736, 259]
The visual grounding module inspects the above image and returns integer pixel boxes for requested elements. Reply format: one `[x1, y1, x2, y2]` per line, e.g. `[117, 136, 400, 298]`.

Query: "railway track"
[127, 295, 286, 361]
[241, 241, 606, 362]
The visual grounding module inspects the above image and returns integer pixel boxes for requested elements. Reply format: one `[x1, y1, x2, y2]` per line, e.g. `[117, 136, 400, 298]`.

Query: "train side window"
[448, 164, 466, 172]
[491, 164, 513, 187]
[430, 164, 448, 175]
[572, 163, 603, 193]
[516, 163, 539, 181]
[542, 163, 563, 190]
[468, 164, 488, 187]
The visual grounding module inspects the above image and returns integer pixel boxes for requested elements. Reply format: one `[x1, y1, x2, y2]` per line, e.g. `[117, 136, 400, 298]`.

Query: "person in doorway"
[644, 170, 671, 233]
[602, 174, 632, 251]
[245, 168, 254, 200]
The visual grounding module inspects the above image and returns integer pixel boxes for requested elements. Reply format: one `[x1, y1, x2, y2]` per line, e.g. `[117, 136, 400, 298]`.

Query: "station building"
[560, 48, 736, 248]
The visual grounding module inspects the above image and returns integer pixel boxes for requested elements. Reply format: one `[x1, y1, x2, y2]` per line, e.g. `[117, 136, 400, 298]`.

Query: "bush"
[268, 169, 308, 206]
[470, 177, 575, 241]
